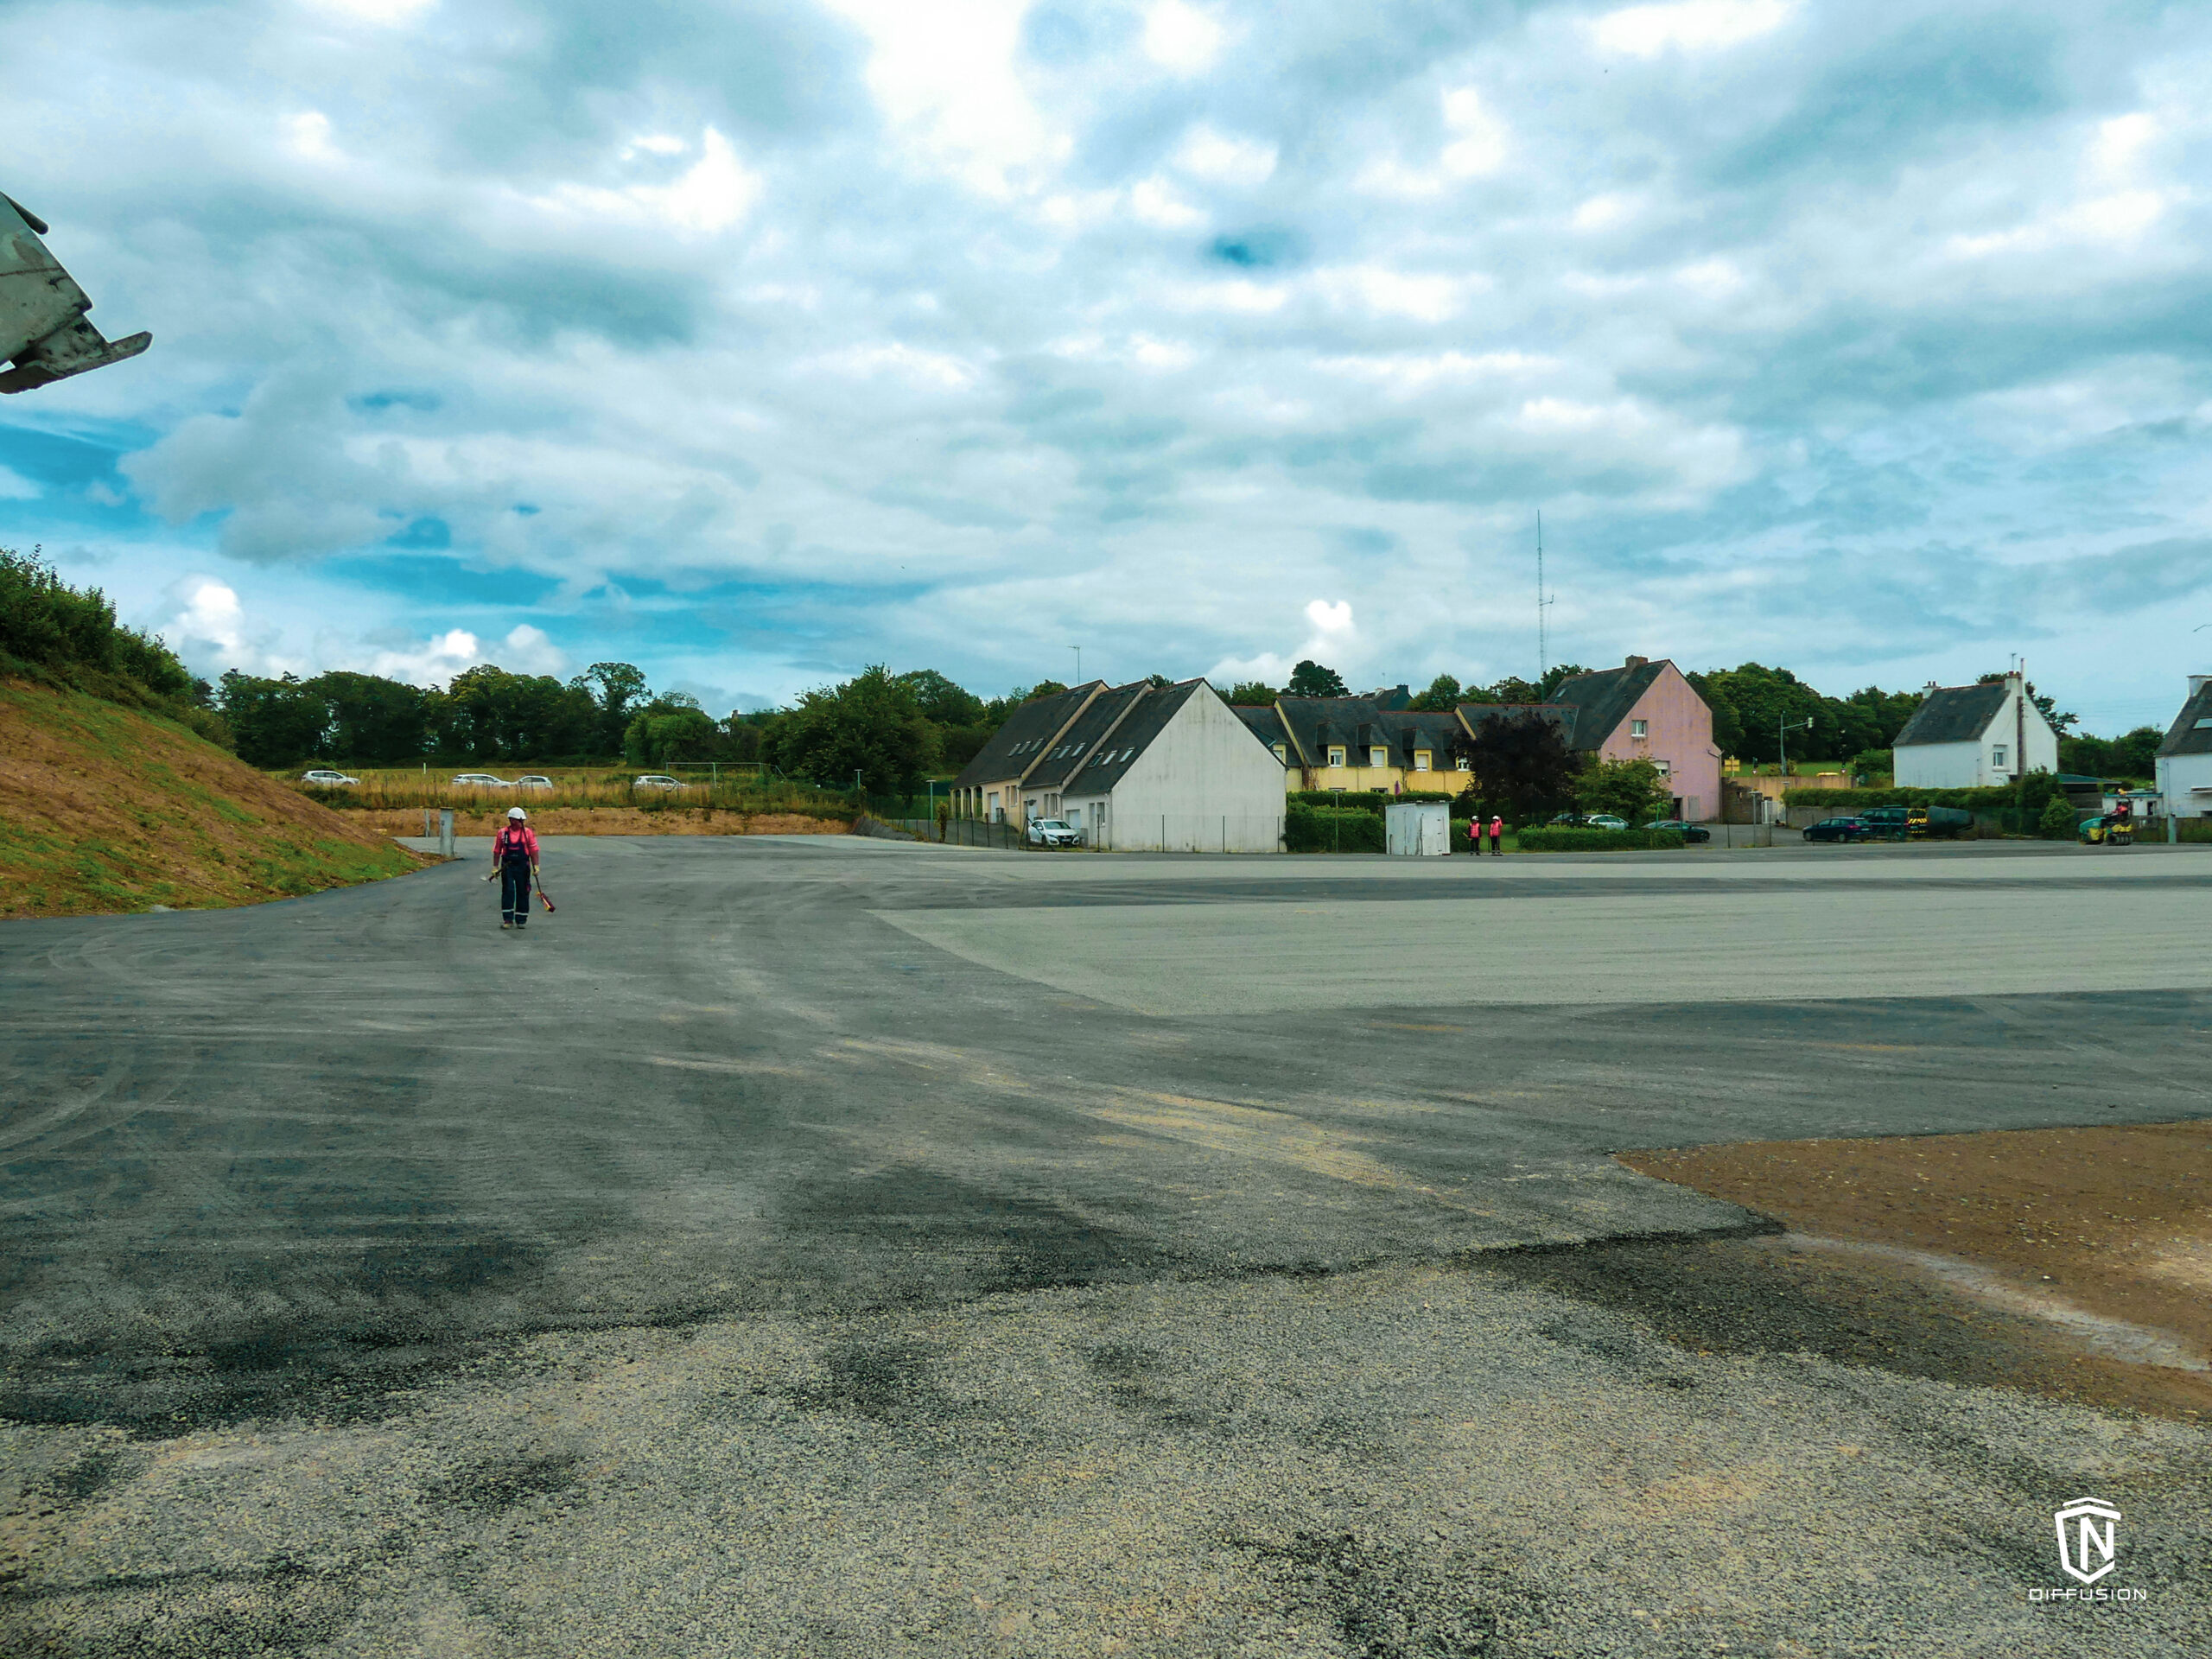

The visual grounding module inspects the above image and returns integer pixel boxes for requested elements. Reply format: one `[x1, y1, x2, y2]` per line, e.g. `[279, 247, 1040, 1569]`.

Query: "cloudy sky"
[3, 0, 2208, 731]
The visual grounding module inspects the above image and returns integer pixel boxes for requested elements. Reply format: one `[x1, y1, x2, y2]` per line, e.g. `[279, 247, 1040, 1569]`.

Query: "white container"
[1385, 799, 1450, 856]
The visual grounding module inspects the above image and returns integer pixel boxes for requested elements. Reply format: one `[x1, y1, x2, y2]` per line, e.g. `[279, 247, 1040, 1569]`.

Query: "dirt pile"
[1619, 1122, 2212, 1417]
[0, 680, 427, 918]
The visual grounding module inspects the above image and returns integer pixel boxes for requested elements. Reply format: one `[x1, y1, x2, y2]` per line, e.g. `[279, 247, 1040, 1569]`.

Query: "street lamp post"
[1778, 716, 1814, 827]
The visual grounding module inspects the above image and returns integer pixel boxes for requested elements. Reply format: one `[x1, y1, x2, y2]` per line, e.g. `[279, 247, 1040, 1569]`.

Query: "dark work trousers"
[500, 855, 533, 926]
[1489, 830, 1502, 855]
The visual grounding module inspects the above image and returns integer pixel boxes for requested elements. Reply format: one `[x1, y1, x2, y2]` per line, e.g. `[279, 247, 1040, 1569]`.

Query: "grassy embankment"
[289, 768, 860, 837]
[0, 681, 427, 918]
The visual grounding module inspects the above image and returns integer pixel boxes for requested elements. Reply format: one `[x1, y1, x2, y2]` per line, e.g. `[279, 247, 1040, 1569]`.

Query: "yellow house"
[1235, 695, 1472, 794]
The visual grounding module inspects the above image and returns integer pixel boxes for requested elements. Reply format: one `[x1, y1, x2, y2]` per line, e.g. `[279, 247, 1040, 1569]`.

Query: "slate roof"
[950, 682, 1104, 790]
[1455, 702, 1580, 747]
[1062, 679, 1210, 797]
[1545, 660, 1668, 752]
[1893, 682, 2008, 747]
[1236, 703, 1297, 760]
[1026, 683, 1149, 790]
[2158, 679, 2212, 759]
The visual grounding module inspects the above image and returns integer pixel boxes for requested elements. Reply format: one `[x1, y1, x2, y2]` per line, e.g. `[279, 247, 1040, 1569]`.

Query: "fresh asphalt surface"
[3, 836, 2209, 1656]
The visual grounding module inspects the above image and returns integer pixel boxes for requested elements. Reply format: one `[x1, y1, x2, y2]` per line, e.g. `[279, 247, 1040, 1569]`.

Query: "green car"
[1643, 818, 1712, 843]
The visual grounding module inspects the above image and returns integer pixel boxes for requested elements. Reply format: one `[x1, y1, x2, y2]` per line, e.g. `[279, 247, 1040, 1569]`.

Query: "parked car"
[1643, 818, 1712, 843]
[449, 772, 512, 788]
[1026, 817, 1081, 848]
[1803, 815, 1872, 843]
[514, 775, 555, 790]
[1583, 814, 1630, 830]
[301, 768, 360, 787]
[633, 774, 684, 791]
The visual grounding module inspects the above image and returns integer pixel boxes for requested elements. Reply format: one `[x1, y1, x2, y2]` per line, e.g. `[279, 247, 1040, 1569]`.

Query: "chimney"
[2191, 674, 2210, 699]
[1624, 655, 1648, 670]
[1924, 680, 1939, 693]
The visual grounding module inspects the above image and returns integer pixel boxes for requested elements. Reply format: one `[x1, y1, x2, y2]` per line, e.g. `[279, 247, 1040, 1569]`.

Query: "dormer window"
[1369, 746, 1387, 767]
[1414, 749, 1431, 771]
[1272, 743, 1287, 761]
[1328, 746, 1346, 767]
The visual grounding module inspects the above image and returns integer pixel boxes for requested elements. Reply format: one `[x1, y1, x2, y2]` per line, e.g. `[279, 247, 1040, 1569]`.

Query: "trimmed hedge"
[1285, 803, 1385, 853]
[1287, 788, 1459, 811]
[1782, 784, 2056, 810]
[1514, 826, 1686, 853]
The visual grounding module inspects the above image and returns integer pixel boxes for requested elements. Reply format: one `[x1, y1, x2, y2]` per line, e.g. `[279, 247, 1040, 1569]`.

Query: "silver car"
[633, 774, 684, 790]
[449, 773, 512, 788]
[515, 775, 555, 790]
[301, 768, 360, 786]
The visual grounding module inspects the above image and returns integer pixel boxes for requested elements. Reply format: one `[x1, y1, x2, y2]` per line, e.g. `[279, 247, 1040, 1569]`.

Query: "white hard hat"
[508, 806, 526, 819]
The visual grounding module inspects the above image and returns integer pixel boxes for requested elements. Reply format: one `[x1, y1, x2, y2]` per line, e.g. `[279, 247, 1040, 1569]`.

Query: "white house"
[1892, 672, 2059, 788]
[951, 678, 1287, 852]
[2154, 674, 2212, 820]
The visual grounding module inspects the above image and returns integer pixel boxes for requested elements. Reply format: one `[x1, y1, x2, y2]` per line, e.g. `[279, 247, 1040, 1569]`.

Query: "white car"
[1586, 814, 1630, 830]
[450, 772, 513, 788]
[301, 768, 360, 786]
[514, 775, 555, 789]
[633, 773, 684, 790]
[1026, 817, 1080, 847]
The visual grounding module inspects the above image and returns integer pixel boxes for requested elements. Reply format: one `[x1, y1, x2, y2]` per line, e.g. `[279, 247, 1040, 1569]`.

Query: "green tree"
[766, 664, 941, 794]
[624, 706, 718, 766]
[1408, 673, 1461, 711]
[2038, 795, 2078, 839]
[217, 671, 330, 767]
[1455, 709, 1579, 825]
[575, 662, 651, 754]
[1697, 664, 1836, 764]
[311, 671, 427, 762]
[1287, 659, 1349, 697]
[894, 668, 985, 728]
[0, 543, 194, 702]
[1224, 680, 1278, 705]
[1576, 756, 1671, 824]
[2059, 733, 2113, 777]
[2110, 726, 2163, 779]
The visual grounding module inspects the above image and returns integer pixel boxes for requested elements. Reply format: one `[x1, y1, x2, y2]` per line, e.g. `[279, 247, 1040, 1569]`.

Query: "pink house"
[1544, 657, 1721, 822]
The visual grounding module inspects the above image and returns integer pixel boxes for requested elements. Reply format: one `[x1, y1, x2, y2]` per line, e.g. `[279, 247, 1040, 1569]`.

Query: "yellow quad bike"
[1, 190, 150, 394]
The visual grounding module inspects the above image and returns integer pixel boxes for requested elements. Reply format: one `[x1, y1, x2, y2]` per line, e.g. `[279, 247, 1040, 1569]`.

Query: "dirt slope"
[0, 680, 427, 918]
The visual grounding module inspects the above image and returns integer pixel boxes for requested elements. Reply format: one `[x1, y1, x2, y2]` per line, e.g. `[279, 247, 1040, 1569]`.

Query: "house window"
[1653, 759, 1670, 776]
[1630, 719, 1648, 739]
[1453, 756, 1470, 772]
[1414, 751, 1431, 772]
[1369, 746, 1387, 767]
[1272, 743, 1287, 761]
[1328, 746, 1346, 767]
[1992, 744, 2009, 770]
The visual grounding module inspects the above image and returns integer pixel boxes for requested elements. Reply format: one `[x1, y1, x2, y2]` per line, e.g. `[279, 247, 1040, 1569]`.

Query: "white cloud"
[0, 464, 41, 500]
[531, 127, 760, 235]
[1357, 85, 1508, 197]
[1128, 175, 1205, 228]
[813, 341, 980, 389]
[1143, 1, 1227, 76]
[495, 622, 565, 676]
[1305, 598, 1352, 636]
[1589, 0, 1797, 58]
[362, 627, 483, 685]
[1316, 265, 1470, 322]
[1173, 124, 1277, 188]
[822, 0, 1062, 194]
[301, 0, 435, 27]
[283, 111, 336, 160]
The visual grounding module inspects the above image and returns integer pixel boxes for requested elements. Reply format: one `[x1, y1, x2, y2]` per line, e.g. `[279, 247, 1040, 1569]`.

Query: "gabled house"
[1516, 657, 1720, 823]
[954, 678, 1286, 851]
[1892, 672, 2057, 789]
[1236, 655, 1719, 819]
[1238, 695, 1474, 792]
[2154, 673, 2212, 819]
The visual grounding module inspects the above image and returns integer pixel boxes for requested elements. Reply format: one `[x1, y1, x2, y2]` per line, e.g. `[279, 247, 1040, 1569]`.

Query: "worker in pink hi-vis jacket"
[490, 807, 541, 930]
[1489, 815, 1503, 855]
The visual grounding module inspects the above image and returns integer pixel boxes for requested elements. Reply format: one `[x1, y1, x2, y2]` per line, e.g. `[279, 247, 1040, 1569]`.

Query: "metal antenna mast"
[1536, 512, 1555, 682]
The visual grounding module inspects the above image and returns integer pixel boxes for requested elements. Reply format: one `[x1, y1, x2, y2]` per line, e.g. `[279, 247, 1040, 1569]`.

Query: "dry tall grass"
[286, 767, 851, 817]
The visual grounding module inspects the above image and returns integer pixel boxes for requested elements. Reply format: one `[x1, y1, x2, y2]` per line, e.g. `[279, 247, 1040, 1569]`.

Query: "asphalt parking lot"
[3, 836, 2209, 1656]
